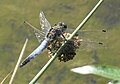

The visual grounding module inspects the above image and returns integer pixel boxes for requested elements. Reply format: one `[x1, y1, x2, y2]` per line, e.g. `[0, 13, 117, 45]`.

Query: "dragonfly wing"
[39, 11, 51, 37]
[24, 21, 45, 43]
[34, 32, 45, 43]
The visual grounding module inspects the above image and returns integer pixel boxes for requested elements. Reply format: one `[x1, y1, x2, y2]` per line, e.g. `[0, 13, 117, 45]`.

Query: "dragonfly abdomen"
[29, 39, 49, 59]
[20, 39, 49, 67]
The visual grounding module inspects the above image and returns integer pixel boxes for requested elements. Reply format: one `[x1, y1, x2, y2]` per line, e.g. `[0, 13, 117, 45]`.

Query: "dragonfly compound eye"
[57, 22, 67, 32]
[57, 22, 67, 28]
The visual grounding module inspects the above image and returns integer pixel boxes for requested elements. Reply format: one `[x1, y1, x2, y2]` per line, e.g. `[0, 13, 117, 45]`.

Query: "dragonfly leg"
[61, 33, 67, 41]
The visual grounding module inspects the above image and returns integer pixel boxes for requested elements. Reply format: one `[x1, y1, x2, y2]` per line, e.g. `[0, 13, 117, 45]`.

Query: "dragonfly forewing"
[39, 11, 51, 37]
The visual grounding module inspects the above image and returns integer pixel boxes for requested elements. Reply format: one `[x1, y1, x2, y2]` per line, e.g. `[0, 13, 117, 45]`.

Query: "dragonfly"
[20, 12, 68, 67]
[20, 11, 106, 67]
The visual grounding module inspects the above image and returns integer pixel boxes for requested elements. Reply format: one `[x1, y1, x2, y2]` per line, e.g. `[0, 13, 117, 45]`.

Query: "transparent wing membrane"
[39, 12, 51, 36]
[34, 32, 45, 43]
[66, 28, 106, 34]
[78, 38, 105, 52]
[24, 11, 52, 43]
[24, 21, 45, 43]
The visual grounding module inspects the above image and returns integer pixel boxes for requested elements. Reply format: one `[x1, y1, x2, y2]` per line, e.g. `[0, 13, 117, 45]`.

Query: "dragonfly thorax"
[46, 22, 67, 43]
[46, 28, 62, 42]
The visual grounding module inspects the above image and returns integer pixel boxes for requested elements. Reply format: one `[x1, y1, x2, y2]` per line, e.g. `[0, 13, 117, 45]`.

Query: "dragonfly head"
[56, 22, 67, 32]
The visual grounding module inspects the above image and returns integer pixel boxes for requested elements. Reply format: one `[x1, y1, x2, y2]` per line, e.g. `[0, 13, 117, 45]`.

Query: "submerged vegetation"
[0, 0, 120, 84]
